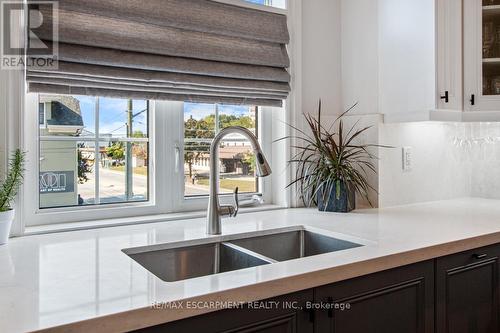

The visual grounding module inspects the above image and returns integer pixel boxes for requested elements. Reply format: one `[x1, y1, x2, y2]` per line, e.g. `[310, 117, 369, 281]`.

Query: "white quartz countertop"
[1, 198, 500, 333]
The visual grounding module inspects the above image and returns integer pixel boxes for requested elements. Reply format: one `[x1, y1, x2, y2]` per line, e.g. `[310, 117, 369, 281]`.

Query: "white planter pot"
[0, 210, 15, 245]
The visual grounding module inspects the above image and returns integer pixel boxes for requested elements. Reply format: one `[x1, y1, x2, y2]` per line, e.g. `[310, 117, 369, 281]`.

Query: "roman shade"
[26, 0, 290, 107]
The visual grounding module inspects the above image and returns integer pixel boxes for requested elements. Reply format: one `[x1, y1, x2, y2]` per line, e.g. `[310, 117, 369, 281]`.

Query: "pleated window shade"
[26, 0, 291, 107]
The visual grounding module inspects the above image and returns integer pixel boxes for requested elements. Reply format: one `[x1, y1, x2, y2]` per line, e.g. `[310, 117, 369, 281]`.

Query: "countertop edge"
[32, 231, 500, 333]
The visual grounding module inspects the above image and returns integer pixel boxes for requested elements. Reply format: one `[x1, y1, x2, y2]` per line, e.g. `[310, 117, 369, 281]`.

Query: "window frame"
[23, 96, 275, 226]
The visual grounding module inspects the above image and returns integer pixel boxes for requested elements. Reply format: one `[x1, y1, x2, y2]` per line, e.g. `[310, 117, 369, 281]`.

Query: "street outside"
[78, 167, 256, 203]
[78, 167, 148, 204]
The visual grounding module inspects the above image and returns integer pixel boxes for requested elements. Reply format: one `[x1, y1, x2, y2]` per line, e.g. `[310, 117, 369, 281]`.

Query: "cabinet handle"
[440, 91, 449, 103]
[473, 253, 487, 260]
[470, 94, 475, 106]
[327, 297, 333, 318]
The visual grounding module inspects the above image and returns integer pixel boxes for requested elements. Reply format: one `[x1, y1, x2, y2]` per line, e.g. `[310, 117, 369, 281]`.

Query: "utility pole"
[126, 99, 133, 200]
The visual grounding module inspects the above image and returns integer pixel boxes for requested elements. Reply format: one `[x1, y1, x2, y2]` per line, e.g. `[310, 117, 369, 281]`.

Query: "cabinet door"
[464, 0, 500, 111]
[314, 261, 434, 333]
[437, 0, 463, 110]
[378, 0, 436, 118]
[131, 290, 314, 333]
[436, 243, 500, 333]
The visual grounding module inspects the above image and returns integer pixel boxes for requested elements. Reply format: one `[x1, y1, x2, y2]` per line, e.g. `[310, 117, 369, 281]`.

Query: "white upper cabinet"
[464, 0, 500, 111]
[342, 0, 500, 121]
[378, 0, 437, 121]
[437, 0, 463, 111]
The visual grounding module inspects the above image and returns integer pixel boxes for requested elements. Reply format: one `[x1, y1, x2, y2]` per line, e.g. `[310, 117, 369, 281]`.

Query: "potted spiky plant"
[284, 101, 383, 212]
[0, 150, 25, 245]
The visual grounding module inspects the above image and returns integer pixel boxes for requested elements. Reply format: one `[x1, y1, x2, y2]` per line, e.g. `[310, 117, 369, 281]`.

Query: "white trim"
[1, 2, 26, 236]
[284, 0, 301, 208]
[94, 96, 100, 204]
[23, 204, 284, 235]
[382, 109, 500, 123]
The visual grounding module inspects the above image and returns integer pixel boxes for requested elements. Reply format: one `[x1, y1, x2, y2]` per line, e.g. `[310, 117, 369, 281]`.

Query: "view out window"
[244, 0, 286, 9]
[184, 103, 259, 196]
[39, 103, 45, 125]
[38, 95, 150, 208]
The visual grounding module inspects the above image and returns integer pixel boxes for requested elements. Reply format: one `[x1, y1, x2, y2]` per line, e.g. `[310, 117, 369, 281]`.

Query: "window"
[244, 0, 286, 9]
[38, 95, 150, 209]
[184, 103, 259, 197]
[38, 103, 45, 125]
[25, 95, 277, 227]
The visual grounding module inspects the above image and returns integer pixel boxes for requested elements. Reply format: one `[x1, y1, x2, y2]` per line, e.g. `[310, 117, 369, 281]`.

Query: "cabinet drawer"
[437, 243, 500, 268]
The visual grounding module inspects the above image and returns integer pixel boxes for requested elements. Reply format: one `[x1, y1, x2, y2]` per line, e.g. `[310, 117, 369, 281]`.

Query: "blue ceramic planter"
[317, 181, 355, 213]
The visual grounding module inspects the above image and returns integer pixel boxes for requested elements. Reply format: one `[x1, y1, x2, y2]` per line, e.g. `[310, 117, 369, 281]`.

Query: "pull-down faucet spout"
[207, 126, 271, 235]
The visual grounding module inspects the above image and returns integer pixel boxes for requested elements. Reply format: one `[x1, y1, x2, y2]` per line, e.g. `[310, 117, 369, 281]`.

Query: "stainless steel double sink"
[123, 227, 364, 282]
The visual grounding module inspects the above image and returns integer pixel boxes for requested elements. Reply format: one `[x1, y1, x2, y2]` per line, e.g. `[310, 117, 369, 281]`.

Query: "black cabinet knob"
[440, 91, 449, 103]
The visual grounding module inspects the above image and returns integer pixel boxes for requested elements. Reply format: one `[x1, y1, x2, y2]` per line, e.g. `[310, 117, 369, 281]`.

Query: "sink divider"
[222, 242, 278, 267]
[299, 230, 305, 258]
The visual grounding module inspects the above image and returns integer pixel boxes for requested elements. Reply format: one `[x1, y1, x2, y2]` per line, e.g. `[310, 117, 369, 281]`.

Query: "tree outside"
[184, 108, 258, 195]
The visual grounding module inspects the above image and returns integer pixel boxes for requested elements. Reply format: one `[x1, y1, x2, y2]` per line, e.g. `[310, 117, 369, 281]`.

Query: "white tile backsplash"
[378, 121, 500, 206]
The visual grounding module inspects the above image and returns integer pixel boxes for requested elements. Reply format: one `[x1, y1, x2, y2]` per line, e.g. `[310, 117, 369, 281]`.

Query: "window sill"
[22, 204, 285, 236]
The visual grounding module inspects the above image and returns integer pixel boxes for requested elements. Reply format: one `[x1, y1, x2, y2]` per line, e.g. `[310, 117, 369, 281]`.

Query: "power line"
[105, 108, 148, 134]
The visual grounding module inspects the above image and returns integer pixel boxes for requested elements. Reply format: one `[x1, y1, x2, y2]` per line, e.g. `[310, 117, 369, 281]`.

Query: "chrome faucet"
[207, 126, 272, 235]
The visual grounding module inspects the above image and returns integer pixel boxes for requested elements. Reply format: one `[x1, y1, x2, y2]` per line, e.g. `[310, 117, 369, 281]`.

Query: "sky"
[77, 96, 148, 137]
[245, 0, 266, 4]
[244, 0, 286, 9]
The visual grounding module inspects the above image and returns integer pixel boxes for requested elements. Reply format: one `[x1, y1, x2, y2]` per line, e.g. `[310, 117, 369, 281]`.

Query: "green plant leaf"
[282, 100, 392, 208]
[0, 149, 26, 212]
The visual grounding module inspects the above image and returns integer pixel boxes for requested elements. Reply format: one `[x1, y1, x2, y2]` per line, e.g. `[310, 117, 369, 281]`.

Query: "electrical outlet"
[402, 147, 412, 172]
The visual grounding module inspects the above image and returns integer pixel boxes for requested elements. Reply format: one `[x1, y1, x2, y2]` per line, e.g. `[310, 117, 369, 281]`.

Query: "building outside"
[39, 95, 84, 208]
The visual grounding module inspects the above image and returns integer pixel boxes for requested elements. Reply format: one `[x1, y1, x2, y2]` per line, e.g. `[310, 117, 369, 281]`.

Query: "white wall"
[338, 0, 380, 207]
[340, 0, 378, 115]
[301, 0, 342, 116]
[0, 0, 25, 236]
[378, 122, 471, 207]
[0, 69, 7, 178]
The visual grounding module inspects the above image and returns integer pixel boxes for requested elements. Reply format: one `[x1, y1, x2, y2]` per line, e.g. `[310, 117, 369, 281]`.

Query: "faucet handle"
[219, 187, 239, 218]
[231, 187, 239, 217]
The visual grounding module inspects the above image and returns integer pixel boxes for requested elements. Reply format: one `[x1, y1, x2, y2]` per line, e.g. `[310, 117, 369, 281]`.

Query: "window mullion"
[215, 103, 220, 134]
[94, 97, 100, 205]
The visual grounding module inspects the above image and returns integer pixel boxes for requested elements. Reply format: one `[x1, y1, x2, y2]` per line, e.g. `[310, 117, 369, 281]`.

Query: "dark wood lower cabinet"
[314, 260, 434, 333]
[132, 290, 314, 333]
[133, 243, 500, 333]
[436, 243, 500, 333]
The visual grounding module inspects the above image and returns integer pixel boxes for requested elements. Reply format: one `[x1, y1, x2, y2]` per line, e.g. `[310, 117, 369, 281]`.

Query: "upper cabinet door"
[437, 0, 463, 110]
[464, 0, 500, 111]
[378, 0, 436, 118]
